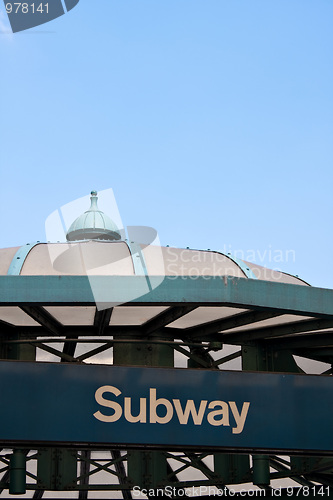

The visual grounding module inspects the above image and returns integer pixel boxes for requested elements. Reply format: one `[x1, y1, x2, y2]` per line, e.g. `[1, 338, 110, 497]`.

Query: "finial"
[89, 191, 99, 211]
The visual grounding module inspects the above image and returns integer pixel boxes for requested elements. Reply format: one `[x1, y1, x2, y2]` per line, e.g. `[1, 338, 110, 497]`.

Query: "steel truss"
[0, 275, 332, 498]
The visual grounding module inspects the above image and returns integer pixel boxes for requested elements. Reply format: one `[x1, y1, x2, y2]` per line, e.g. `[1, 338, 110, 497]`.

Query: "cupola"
[66, 191, 121, 242]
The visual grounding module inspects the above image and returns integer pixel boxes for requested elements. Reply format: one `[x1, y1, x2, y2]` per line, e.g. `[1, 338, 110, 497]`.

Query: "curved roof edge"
[2, 241, 309, 287]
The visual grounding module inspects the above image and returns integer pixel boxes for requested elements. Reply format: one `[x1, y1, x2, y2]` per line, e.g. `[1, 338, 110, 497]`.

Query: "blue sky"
[0, 0, 332, 288]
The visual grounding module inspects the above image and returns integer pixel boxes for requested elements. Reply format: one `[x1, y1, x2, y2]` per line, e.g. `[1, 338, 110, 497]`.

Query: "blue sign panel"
[0, 361, 332, 452]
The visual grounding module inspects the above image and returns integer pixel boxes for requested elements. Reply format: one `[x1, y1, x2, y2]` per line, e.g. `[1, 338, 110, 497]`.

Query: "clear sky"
[1, 0, 332, 289]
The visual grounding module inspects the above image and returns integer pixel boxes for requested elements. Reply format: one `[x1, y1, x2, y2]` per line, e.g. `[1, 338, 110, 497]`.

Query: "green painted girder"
[0, 276, 333, 317]
[0, 324, 143, 337]
[20, 305, 63, 335]
[172, 310, 283, 340]
[142, 305, 197, 335]
[94, 307, 113, 335]
[295, 348, 333, 361]
[269, 332, 333, 350]
[224, 316, 333, 344]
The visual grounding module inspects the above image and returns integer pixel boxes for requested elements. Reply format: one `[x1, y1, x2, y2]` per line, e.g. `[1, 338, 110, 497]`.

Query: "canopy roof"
[1, 240, 306, 284]
[0, 188, 330, 367]
[0, 239, 332, 369]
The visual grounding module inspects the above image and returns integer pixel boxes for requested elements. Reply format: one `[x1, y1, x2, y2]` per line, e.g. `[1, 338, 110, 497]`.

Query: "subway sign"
[0, 360, 333, 453]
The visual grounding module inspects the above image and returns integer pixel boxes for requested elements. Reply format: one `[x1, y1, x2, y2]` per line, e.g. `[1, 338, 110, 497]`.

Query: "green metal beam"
[292, 349, 333, 365]
[78, 450, 90, 500]
[223, 317, 333, 344]
[142, 305, 197, 335]
[0, 325, 143, 337]
[110, 450, 132, 500]
[62, 335, 78, 362]
[0, 319, 15, 330]
[268, 332, 333, 350]
[296, 347, 333, 358]
[211, 350, 242, 368]
[1, 276, 332, 317]
[176, 310, 283, 340]
[94, 308, 113, 335]
[173, 344, 213, 368]
[30, 342, 77, 362]
[76, 343, 113, 362]
[185, 452, 225, 485]
[20, 306, 63, 336]
[0, 470, 9, 494]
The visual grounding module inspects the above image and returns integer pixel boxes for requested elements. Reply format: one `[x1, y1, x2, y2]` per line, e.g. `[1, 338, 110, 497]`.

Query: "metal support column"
[9, 450, 26, 495]
[114, 330, 174, 493]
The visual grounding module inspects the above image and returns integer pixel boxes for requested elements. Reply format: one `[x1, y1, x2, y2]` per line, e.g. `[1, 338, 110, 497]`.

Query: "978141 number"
[5, 3, 49, 14]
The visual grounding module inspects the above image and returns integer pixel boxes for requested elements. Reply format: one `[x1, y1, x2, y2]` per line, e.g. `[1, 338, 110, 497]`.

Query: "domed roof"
[0, 189, 310, 284]
[66, 191, 121, 242]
